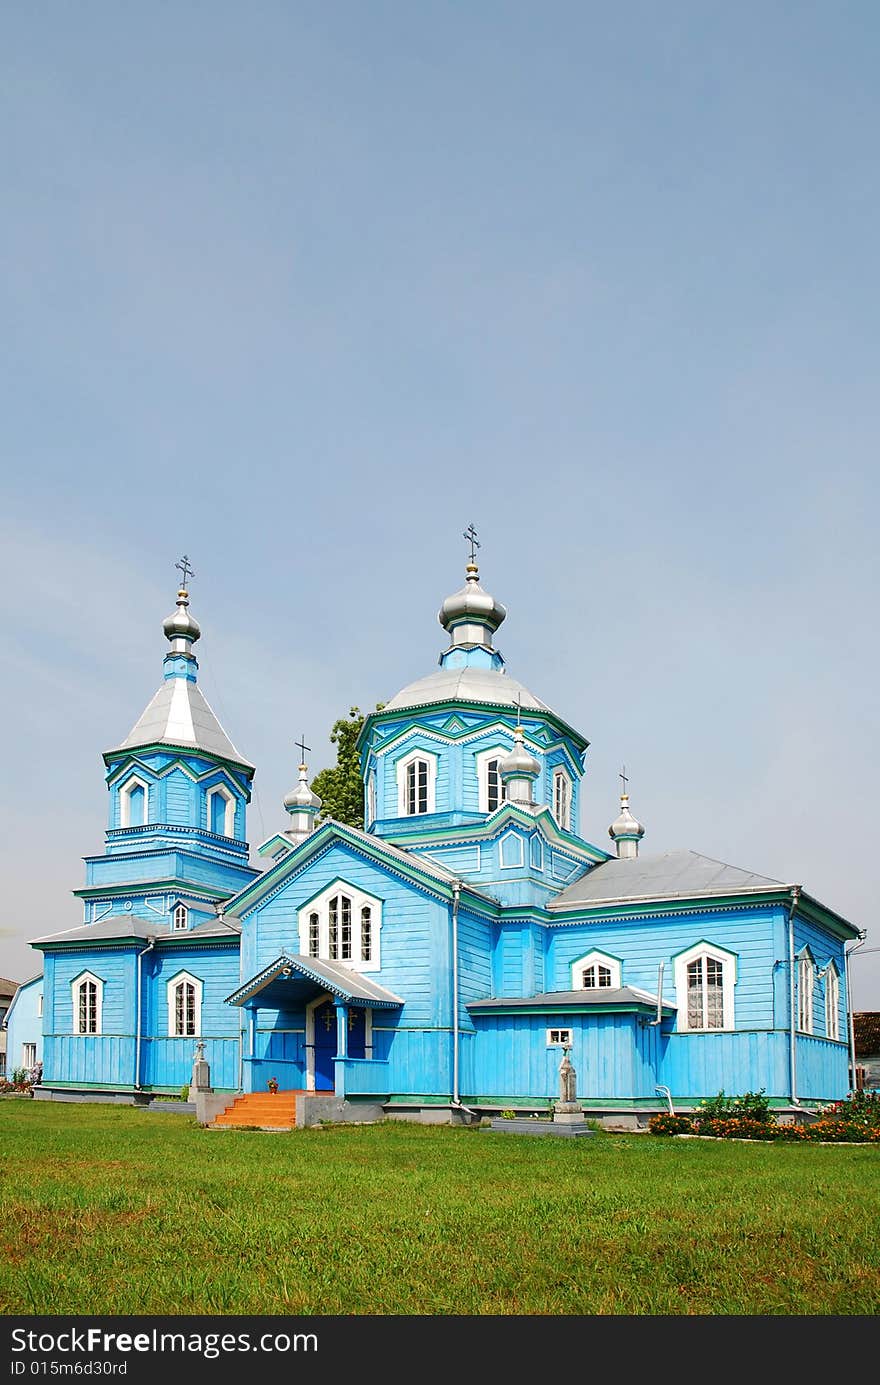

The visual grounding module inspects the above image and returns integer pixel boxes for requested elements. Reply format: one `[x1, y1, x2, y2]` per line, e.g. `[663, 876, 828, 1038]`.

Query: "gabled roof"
[107, 678, 253, 769]
[549, 849, 786, 910]
[225, 953, 404, 1009]
[225, 817, 497, 917]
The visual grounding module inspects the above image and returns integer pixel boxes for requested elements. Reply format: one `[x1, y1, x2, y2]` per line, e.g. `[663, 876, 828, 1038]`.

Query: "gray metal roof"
[468, 986, 671, 1011]
[549, 849, 786, 910]
[226, 953, 404, 1008]
[109, 677, 252, 767]
[30, 915, 238, 946]
[382, 666, 553, 714]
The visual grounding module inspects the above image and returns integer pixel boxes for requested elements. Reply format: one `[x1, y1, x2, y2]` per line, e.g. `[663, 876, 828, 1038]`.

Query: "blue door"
[313, 1000, 336, 1091]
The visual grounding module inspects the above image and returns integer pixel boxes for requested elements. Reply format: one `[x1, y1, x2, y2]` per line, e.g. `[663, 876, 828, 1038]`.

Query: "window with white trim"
[22, 1043, 37, 1069]
[475, 747, 510, 813]
[37, 993, 43, 1018]
[825, 965, 840, 1041]
[367, 772, 376, 826]
[673, 943, 736, 1033]
[529, 835, 544, 871]
[571, 950, 621, 991]
[396, 750, 437, 816]
[547, 1028, 573, 1047]
[72, 972, 103, 1035]
[299, 883, 382, 970]
[172, 903, 188, 931]
[206, 784, 235, 837]
[552, 768, 572, 831]
[797, 953, 814, 1034]
[120, 776, 149, 828]
[167, 972, 202, 1038]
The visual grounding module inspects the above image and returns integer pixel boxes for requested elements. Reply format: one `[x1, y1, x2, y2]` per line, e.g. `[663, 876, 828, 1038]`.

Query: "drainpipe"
[844, 931, 867, 1092]
[788, 885, 801, 1107]
[451, 880, 461, 1106]
[134, 938, 155, 1091]
[649, 961, 665, 1025]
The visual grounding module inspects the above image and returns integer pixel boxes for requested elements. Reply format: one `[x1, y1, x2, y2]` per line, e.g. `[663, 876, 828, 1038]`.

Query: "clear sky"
[2, 2, 878, 1008]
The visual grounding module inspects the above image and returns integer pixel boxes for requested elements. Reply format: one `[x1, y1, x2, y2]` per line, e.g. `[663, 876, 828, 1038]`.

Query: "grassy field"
[1, 1101, 878, 1315]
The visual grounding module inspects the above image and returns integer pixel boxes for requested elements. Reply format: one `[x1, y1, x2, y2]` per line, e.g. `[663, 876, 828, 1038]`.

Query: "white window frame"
[475, 746, 510, 813]
[37, 992, 43, 1018]
[367, 771, 376, 826]
[119, 775, 150, 829]
[166, 971, 203, 1038]
[172, 903, 189, 931]
[552, 768, 572, 831]
[22, 1043, 37, 1069]
[529, 835, 544, 871]
[206, 784, 235, 837]
[797, 952, 814, 1034]
[824, 963, 840, 1041]
[571, 950, 621, 991]
[71, 971, 103, 1036]
[396, 749, 437, 817]
[500, 831, 524, 869]
[298, 882, 383, 971]
[673, 942, 737, 1033]
[547, 1028, 573, 1047]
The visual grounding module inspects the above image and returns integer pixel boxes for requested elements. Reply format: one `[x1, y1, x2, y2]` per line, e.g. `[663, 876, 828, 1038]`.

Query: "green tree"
[311, 705, 383, 828]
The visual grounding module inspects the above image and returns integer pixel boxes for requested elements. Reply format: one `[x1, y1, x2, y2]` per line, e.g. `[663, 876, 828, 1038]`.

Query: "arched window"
[486, 758, 506, 812]
[396, 750, 437, 816]
[299, 884, 382, 970]
[825, 965, 840, 1041]
[673, 942, 737, 1033]
[120, 776, 149, 829]
[367, 772, 377, 826]
[797, 953, 814, 1034]
[166, 973, 202, 1038]
[206, 785, 235, 837]
[72, 973, 103, 1035]
[571, 951, 621, 991]
[552, 769, 572, 831]
[172, 903, 188, 931]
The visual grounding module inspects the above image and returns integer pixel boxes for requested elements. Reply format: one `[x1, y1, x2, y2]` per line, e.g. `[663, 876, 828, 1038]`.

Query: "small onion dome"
[283, 764, 322, 814]
[438, 562, 507, 637]
[499, 726, 540, 782]
[163, 588, 201, 644]
[609, 794, 645, 843]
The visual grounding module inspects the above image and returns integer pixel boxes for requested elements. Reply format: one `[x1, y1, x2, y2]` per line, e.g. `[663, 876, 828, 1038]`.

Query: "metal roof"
[382, 666, 553, 714]
[467, 986, 672, 1011]
[549, 849, 786, 910]
[109, 677, 252, 767]
[226, 953, 404, 1009]
[30, 915, 239, 946]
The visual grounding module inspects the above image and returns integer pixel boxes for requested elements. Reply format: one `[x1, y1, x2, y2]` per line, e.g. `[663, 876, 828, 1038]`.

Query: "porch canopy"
[224, 952, 404, 1011]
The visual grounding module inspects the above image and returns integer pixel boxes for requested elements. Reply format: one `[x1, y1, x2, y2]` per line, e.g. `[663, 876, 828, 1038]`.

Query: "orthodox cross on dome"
[296, 732, 311, 766]
[619, 765, 629, 796]
[462, 524, 480, 565]
[175, 554, 194, 590]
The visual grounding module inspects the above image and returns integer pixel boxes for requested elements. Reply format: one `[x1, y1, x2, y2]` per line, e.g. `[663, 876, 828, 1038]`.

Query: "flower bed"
[649, 1089, 880, 1143]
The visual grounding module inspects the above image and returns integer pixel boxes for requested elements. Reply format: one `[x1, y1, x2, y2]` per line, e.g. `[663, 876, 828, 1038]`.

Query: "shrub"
[695, 1089, 771, 1126]
[648, 1113, 694, 1136]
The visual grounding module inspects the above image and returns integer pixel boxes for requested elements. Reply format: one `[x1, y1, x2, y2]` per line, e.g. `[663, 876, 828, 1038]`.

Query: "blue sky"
[2, 2, 879, 1007]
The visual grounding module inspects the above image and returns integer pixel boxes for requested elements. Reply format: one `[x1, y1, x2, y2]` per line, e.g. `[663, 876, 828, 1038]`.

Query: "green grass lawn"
[2, 1101, 878, 1315]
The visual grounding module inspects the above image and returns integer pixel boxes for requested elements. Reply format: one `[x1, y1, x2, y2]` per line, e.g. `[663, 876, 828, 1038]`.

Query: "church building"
[30, 546, 862, 1126]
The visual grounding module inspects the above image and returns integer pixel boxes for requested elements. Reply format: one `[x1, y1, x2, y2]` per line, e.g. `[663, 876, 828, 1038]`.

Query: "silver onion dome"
[499, 726, 540, 781]
[438, 562, 507, 638]
[283, 764, 322, 813]
[609, 796, 645, 842]
[163, 588, 201, 644]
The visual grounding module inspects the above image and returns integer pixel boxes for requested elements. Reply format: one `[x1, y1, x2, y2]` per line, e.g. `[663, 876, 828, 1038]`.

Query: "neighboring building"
[852, 1013, 880, 1090]
[3, 975, 44, 1077]
[0, 978, 19, 1077]
[27, 552, 864, 1123]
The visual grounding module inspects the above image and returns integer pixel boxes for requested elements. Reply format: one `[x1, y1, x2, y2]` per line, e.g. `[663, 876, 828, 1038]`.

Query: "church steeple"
[438, 525, 507, 657]
[283, 736, 322, 844]
[609, 768, 645, 859]
[162, 555, 201, 681]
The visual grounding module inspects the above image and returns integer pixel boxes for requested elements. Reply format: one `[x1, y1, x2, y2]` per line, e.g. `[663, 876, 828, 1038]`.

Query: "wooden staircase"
[213, 1091, 303, 1131]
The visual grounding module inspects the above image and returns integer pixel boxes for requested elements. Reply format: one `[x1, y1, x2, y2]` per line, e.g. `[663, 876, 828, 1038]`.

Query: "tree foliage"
[311, 705, 383, 829]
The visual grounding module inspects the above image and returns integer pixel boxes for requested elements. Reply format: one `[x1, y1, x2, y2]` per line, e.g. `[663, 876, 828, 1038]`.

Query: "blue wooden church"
[31, 544, 862, 1125]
